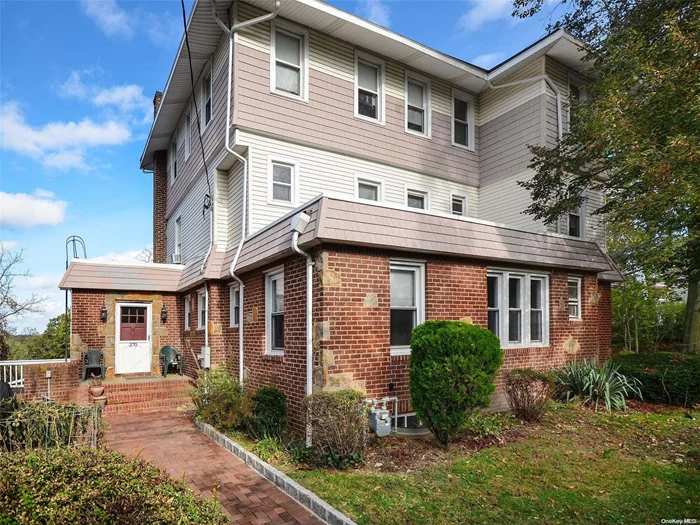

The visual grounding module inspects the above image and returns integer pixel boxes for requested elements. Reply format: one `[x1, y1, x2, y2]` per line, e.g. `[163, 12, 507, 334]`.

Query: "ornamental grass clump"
[552, 359, 642, 412]
[409, 320, 503, 447]
[504, 368, 556, 421]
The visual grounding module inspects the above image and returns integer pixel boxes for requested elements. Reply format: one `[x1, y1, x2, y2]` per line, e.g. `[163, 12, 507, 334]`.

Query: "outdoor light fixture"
[100, 305, 107, 323]
[161, 304, 168, 322]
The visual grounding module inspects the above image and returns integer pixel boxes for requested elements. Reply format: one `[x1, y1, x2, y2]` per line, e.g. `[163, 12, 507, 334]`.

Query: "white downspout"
[211, 0, 281, 382]
[291, 231, 314, 396]
[487, 75, 563, 139]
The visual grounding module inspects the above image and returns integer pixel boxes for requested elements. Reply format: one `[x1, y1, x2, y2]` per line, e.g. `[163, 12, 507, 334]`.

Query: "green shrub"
[504, 368, 556, 421]
[0, 400, 103, 452]
[612, 352, 700, 407]
[192, 367, 250, 432]
[409, 320, 503, 447]
[0, 448, 226, 524]
[248, 386, 287, 439]
[302, 389, 367, 469]
[552, 359, 642, 411]
[253, 436, 287, 463]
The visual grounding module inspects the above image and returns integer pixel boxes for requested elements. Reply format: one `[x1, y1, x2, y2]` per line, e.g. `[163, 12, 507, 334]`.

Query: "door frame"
[114, 302, 152, 375]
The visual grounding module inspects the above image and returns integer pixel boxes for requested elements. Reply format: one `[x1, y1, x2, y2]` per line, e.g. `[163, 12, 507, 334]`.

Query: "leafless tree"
[135, 245, 153, 263]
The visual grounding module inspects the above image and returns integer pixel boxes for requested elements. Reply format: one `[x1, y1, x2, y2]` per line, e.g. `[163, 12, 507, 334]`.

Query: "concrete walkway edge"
[195, 420, 358, 525]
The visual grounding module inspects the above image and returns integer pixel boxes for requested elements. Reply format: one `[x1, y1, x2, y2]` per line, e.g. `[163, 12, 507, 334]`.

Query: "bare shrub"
[504, 368, 555, 421]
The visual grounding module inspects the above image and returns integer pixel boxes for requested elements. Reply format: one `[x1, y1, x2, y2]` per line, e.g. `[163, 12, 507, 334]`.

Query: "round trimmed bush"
[612, 351, 700, 406]
[409, 320, 503, 447]
[248, 386, 287, 439]
[0, 448, 226, 524]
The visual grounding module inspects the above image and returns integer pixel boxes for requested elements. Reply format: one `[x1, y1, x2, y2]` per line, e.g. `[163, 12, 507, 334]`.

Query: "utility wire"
[180, 0, 212, 217]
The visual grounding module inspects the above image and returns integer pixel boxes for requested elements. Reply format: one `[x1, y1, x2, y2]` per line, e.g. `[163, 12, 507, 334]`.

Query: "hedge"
[612, 352, 700, 407]
[0, 448, 227, 524]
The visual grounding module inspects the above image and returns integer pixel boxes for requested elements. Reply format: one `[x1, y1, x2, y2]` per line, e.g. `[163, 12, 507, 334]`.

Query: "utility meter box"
[368, 407, 392, 437]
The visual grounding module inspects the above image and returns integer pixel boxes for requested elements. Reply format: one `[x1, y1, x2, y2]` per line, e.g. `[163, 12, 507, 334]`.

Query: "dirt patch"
[626, 399, 684, 414]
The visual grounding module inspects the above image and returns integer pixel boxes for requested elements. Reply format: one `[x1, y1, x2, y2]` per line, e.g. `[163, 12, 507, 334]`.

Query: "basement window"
[390, 261, 425, 356]
[265, 269, 285, 354]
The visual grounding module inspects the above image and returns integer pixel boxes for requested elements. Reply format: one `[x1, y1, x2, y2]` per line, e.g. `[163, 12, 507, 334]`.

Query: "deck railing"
[0, 359, 69, 394]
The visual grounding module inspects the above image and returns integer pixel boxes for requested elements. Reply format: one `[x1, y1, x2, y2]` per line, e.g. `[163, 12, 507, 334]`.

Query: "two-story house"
[60, 0, 621, 428]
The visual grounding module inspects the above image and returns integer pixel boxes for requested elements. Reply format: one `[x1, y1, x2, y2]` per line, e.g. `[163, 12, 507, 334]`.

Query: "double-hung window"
[487, 270, 549, 347]
[271, 22, 307, 100]
[230, 285, 241, 328]
[265, 270, 285, 354]
[197, 289, 207, 330]
[356, 176, 383, 202]
[184, 296, 191, 331]
[170, 136, 178, 183]
[406, 188, 428, 210]
[390, 261, 425, 355]
[355, 51, 384, 124]
[568, 277, 582, 320]
[201, 70, 212, 128]
[452, 88, 475, 150]
[405, 72, 430, 137]
[451, 194, 467, 216]
[568, 205, 583, 238]
[268, 158, 296, 206]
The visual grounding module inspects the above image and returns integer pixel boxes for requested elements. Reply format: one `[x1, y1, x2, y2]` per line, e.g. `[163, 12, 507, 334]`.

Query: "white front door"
[115, 303, 152, 374]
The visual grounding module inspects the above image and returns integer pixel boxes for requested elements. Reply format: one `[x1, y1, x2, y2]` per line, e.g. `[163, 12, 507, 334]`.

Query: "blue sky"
[0, 0, 556, 333]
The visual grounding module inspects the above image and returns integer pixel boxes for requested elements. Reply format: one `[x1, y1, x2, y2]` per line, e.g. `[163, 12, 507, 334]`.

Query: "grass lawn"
[282, 403, 699, 525]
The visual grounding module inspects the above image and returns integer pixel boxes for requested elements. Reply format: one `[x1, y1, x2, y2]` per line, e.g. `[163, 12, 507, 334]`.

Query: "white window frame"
[354, 174, 384, 202]
[558, 201, 586, 239]
[568, 276, 582, 321]
[265, 267, 285, 355]
[451, 88, 475, 151]
[267, 156, 298, 207]
[174, 216, 182, 257]
[404, 70, 431, 138]
[270, 20, 309, 102]
[201, 65, 213, 130]
[405, 186, 430, 210]
[487, 269, 550, 349]
[450, 192, 468, 216]
[185, 109, 191, 160]
[229, 284, 241, 328]
[390, 260, 425, 356]
[354, 50, 385, 125]
[170, 134, 178, 185]
[197, 288, 207, 330]
[184, 296, 191, 331]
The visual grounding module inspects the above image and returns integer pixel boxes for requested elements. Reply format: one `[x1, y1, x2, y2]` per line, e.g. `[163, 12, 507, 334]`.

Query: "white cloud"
[0, 240, 20, 250]
[89, 249, 146, 264]
[457, 0, 514, 31]
[19, 274, 63, 291]
[358, 0, 391, 27]
[0, 190, 68, 229]
[0, 102, 130, 170]
[80, 0, 133, 39]
[143, 11, 183, 49]
[58, 70, 89, 99]
[470, 52, 507, 69]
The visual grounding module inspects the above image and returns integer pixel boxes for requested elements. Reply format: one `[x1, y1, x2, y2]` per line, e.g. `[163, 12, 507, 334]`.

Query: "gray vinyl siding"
[238, 130, 479, 235]
[227, 160, 245, 250]
[234, 3, 480, 187]
[214, 168, 229, 251]
[166, 172, 212, 265]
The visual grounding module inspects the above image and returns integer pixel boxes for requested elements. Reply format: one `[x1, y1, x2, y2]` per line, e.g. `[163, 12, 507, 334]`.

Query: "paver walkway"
[107, 410, 322, 525]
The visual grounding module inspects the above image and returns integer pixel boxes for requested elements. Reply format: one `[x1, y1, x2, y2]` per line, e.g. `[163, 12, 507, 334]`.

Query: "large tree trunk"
[683, 280, 700, 354]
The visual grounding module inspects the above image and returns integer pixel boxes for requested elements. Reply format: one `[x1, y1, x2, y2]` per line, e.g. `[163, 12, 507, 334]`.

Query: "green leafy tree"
[24, 313, 71, 360]
[512, 0, 700, 351]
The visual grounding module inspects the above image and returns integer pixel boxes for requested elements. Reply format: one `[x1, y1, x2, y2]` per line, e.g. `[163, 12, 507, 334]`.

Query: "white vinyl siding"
[390, 261, 425, 356]
[166, 172, 211, 265]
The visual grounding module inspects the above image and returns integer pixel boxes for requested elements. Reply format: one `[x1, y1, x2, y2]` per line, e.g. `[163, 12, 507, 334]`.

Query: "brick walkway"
[106, 411, 322, 524]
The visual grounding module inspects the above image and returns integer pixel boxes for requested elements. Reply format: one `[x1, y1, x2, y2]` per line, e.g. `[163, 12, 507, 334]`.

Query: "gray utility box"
[368, 407, 392, 437]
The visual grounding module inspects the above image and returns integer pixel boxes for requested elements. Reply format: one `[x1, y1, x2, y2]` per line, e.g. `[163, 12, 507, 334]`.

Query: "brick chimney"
[153, 150, 168, 264]
[153, 90, 163, 118]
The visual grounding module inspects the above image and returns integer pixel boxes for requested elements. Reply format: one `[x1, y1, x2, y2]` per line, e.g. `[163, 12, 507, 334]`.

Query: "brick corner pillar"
[153, 150, 168, 264]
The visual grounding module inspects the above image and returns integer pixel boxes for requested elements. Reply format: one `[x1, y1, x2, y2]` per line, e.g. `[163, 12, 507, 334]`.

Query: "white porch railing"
[0, 359, 69, 393]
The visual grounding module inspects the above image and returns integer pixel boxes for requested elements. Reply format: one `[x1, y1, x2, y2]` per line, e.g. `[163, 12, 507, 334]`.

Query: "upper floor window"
[265, 269, 285, 354]
[271, 21, 308, 101]
[487, 270, 549, 348]
[355, 51, 385, 124]
[451, 194, 467, 216]
[197, 289, 207, 330]
[568, 277, 582, 320]
[174, 216, 182, 259]
[201, 69, 212, 128]
[568, 205, 582, 237]
[405, 72, 431, 137]
[268, 157, 297, 206]
[452, 88, 475, 151]
[230, 285, 241, 328]
[185, 111, 191, 160]
[356, 175, 383, 202]
[170, 135, 178, 184]
[568, 73, 587, 131]
[390, 261, 425, 355]
[406, 188, 428, 210]
[184, 296, 191, 331]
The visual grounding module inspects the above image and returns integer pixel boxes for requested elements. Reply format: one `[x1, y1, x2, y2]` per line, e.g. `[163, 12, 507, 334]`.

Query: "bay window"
[390, 261, 425, 355]
[487, 270, 549, 347]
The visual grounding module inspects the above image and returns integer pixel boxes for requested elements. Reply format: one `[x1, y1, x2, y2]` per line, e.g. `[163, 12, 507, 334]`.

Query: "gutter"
[211, 0, 281, 382]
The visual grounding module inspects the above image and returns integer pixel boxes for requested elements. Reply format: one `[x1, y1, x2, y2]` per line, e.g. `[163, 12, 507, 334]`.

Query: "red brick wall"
[153, 150, 168, 264]
[20, 361, 86, 404]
